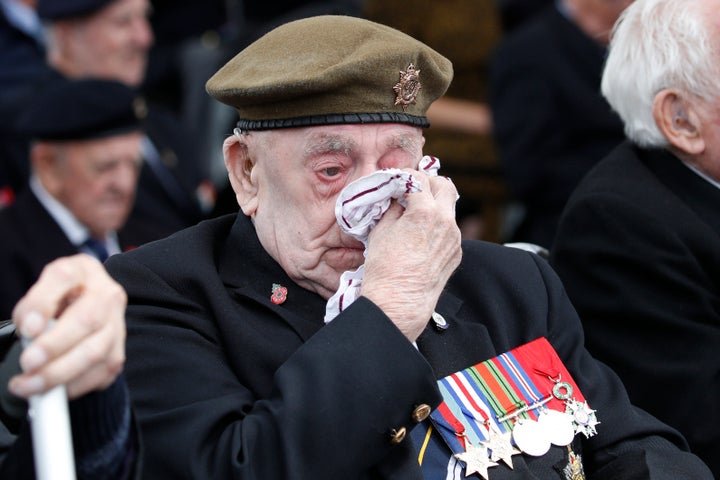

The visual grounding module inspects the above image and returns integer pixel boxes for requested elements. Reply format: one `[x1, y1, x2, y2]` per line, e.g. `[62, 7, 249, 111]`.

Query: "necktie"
[83, 237, 109, 262]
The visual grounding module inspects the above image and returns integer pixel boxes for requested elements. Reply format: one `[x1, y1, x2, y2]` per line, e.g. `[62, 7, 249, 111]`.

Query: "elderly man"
[0, 78, 145, 319]
[550, 0, 720, 475]
[0, 0, 207, 242]
[40, 0, 152, 87]
[106, 15, 712, 479]
[0, 254, 137, 479]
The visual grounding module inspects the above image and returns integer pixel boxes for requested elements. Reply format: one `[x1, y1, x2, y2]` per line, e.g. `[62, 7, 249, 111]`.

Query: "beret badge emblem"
[393, 63, 421, 111]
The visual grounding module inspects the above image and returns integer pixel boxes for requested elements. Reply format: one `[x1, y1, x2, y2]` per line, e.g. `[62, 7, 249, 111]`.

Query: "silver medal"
[565, 399, 600, 438]
[512, 418, 551, 456]
[537, 409, 575, 446]
[486, 423, 520, 468]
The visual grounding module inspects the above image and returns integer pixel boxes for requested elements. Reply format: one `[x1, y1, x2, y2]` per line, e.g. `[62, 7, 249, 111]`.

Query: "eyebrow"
[304, 133, 356, 158]
[387, 132, 422, 155]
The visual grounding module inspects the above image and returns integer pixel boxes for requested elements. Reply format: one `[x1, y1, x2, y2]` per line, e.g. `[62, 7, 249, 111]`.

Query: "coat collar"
[218, 214, 328, 341]
[639, 146, 720, 239]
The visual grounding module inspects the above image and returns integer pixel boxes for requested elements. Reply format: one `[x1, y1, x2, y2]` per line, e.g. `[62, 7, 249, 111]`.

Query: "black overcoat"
[106, 213, 712, 479]
[551, 142, 720, 476]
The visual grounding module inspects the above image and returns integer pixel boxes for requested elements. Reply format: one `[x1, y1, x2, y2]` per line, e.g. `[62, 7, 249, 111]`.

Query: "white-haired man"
[551, 0, 720, 475]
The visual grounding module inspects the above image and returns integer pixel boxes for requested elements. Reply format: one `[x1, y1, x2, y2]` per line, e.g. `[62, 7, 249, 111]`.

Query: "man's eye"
[323, 167, 341, 177]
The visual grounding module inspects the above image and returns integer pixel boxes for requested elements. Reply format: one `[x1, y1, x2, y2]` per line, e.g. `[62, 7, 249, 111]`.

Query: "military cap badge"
[393, 63, 421, 110]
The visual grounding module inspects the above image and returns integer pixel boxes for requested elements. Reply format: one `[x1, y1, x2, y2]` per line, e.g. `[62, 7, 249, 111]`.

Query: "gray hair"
[601, 0, 720, 147]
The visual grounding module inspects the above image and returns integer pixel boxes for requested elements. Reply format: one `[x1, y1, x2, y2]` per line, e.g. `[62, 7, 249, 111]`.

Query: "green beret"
[206, 15, 453, 130]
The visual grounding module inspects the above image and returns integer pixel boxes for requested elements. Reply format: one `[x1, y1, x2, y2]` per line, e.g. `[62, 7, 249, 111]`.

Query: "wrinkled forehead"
[252, 123, 424, 156]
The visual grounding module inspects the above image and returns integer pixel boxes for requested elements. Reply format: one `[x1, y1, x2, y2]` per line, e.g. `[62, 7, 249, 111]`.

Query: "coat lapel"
[218, 215, 327, 342]
[417, 291, 498, 379]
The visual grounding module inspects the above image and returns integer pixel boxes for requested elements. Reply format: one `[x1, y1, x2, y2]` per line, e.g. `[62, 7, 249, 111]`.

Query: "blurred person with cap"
[550, 0, 720, 475]
[1, 0, 209, 242]
[39, 0, 152, 87]
[105, 15, 712, 479]
[0, 77, 145, 320]
[0, 254, 138, 479]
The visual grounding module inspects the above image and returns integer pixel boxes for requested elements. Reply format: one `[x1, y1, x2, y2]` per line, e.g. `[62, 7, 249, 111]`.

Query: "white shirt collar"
[680, 160, 720, 191]
[1, 0, 44, 44]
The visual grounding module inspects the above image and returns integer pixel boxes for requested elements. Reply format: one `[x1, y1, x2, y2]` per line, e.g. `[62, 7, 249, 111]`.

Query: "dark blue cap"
[16, 78, 145, 141]
[36, 0, 116, 20]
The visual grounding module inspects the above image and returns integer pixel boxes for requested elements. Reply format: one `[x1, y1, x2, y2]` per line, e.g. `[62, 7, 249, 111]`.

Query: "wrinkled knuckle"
[107, 282, 128, 307]
[79, 311, 104, 332]
[106, 351, 126, 378]
[106, 360, 124, 380]
[82, 340, 107, 366]
[43, 257, 78, 283]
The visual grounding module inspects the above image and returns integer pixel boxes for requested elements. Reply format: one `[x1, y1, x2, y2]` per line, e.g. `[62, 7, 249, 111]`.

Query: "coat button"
[412, 404, 432, 423]
[389, 427, 407, 445]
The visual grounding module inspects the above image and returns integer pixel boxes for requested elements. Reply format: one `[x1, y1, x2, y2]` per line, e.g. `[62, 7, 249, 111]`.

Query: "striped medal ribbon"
[418, 337, 599, 479]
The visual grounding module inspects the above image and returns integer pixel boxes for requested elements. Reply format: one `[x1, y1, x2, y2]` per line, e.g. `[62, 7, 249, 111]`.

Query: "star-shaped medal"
[454, 441, 498, 480]
[565, 399, 600, 438]
[486, 423, 520, 469]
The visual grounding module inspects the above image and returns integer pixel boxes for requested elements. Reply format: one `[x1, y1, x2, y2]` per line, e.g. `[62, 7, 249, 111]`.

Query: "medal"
[562, 445, 586, 480]
[512, 418, 551, 456]
[454, 441, 498, 480]
[565, 399, 600, 438]
[537, 409, 575, 446]
[485, 422, 520, 468]
[420, 338, 596, 477]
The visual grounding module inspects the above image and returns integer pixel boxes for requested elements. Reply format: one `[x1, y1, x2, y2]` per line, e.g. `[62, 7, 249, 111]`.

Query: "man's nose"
[113, 164, 140, 194]
[133, 16, 154, 49]
[355, 160, 383, 180]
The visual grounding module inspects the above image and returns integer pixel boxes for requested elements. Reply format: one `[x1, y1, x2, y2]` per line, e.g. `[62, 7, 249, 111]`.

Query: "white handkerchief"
[324, 156, 440, 323]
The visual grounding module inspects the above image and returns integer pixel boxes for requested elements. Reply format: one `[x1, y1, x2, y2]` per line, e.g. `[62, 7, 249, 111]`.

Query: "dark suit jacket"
[105, 213, 711, 479]
[489, 5, 625, 248]
[550, 142, 720, 476]
[129, 104, 206, 244]
[0, 188, 143, 318]
[0, 10, 50, 195]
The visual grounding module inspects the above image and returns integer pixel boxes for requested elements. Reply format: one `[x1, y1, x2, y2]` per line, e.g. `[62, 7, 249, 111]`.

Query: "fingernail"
[7, 378, 21, 397]
[20, 346, 47, 372]
[20, 311, 44, 338]
[9, 375, 44, 397]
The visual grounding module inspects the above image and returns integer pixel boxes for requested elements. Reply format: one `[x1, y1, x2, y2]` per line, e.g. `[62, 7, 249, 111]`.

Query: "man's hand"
[8, 254, 127, 399]
[361, 172, 462, 341]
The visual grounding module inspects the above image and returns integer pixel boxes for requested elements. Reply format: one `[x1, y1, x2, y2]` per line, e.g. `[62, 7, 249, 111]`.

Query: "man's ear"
[653, 89, 705, 155]
[224, 135, 259, 216]
[30, 143, 62, 195]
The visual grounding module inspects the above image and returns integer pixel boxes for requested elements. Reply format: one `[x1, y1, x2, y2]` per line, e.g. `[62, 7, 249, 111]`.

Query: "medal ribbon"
[510, 337, 586, 407]
[427, 337, 588, 456]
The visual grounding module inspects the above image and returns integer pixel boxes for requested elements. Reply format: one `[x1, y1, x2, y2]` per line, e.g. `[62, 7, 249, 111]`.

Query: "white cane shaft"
[29, 385, 77, 480]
